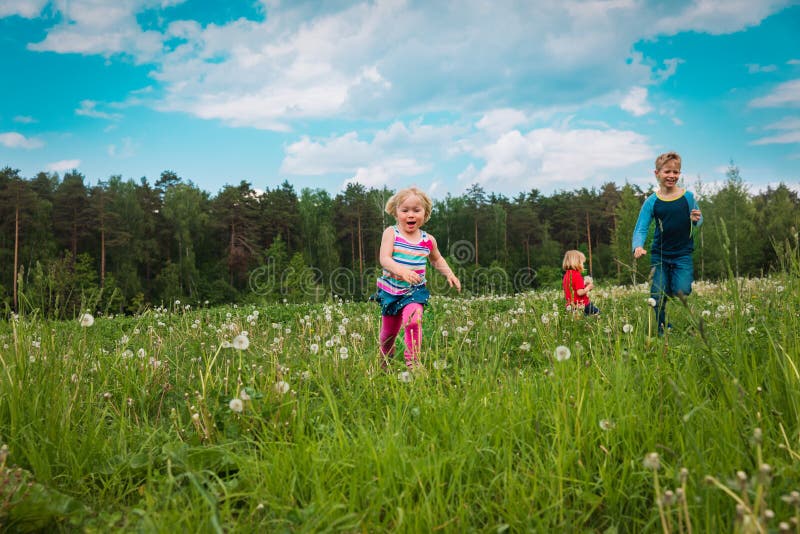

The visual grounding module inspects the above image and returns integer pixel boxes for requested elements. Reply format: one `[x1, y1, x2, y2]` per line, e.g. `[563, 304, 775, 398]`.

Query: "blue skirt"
[370, 285, 430, 316]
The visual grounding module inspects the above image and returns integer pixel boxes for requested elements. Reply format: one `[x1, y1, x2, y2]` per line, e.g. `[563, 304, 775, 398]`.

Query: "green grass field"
[1, 273, 799, 532]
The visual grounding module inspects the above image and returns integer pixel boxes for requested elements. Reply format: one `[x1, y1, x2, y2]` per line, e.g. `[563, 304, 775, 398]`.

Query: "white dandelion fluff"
[339, 347, 349, 359]
[432, 359, 448, 370]
[599, 419, 615, 431]
[274, 381, 290, 394]
[554, 345, 571, 361]
[647, 298, 657, 307]
[79, 313, 95, 327]
[398, 371, 413, 382]
[310, 343, 319, 354]
[239, 390, 251, 401]
[229, 398, 243, 413]
[232, 334, 250, 350]
[623, 324, 634, 334]
[520, 342, 531, 352]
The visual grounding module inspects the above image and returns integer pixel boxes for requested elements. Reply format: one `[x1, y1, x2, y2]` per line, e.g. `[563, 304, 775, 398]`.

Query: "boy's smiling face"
[655, 159, 681, 192]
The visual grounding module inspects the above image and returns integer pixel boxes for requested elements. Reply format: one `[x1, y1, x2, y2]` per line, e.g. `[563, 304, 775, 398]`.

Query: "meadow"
[1, 269, 799, 532]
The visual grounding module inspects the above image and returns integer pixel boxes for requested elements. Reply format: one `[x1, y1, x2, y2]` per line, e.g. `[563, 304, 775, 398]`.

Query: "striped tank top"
[376, 226, 434, 295]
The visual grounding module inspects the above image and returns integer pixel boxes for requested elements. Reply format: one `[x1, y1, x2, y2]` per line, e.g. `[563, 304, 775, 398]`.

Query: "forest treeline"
[1, 165, 798, 318]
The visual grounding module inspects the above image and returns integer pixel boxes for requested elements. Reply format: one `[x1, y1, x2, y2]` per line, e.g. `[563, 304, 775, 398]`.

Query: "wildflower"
[519, 341, 531, 352]
[310, 343, 319, 354]
[554, 345, 571, 361]
[623, 324, 634, 334]
[339, 347, 349, 359]
[239, 390, 251, 401]
[747, 326, 756, 334]
[433, 359, 448, 370]
[398, 371, 413, 382]
[79, 313, 95, 327]
[647, 298, 657, 307]
[643, 452, 660, 470]
[229, 398, 243, 413]
[599, 419, 615, 431]
[701, 310, 711, 318]
[274, 381, 290, 394]
[232, 334, 250, 350]
[540, 314, 550, 325]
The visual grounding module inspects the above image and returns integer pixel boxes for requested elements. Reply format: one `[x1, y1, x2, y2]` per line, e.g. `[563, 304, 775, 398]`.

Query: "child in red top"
[562, 250, 599, 315]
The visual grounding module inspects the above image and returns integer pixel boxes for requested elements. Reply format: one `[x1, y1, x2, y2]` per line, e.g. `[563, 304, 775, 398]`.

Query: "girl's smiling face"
[395, 194, 426, 234]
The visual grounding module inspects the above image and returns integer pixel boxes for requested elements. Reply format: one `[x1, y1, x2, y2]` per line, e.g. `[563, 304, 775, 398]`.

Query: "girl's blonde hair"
[562, 250, 586, 271]
[384, 187, 433, 224]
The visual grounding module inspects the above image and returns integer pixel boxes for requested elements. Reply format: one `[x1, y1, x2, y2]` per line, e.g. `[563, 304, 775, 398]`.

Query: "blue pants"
[650, 255, 693, 327]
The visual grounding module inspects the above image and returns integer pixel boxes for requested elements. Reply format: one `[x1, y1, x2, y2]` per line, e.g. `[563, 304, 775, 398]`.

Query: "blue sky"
[1, 0, 798, 198]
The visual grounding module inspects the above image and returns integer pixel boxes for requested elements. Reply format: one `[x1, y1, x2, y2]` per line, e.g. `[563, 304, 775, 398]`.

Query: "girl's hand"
[634, 247, 647, 259]
[690, 209, 702, 222]
[446, 273, 461, 292]
[399, 268, 422, 285]
[585, 282, 594, 292]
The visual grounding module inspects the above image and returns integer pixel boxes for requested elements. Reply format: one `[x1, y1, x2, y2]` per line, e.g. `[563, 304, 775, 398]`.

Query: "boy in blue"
[632, 152, 703, 335]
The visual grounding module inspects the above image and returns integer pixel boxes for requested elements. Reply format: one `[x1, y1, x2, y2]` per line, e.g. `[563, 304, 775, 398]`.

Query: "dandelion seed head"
[339, 347, 349, 359]
[229, 398, 243, 412]
[647, 298, 657, 307]
[643, 452, 660, 470]
[232, 334, 250, 350]
[274, 381, 290, 394]
[623, 324, 634, 334]
[79, 313, 95, 327]
[599, 419, 615, 431]
[554, 345, 571, 361]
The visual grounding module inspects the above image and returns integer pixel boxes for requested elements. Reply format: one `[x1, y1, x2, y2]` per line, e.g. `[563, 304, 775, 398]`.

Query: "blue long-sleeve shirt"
[632, 191, 702, 258]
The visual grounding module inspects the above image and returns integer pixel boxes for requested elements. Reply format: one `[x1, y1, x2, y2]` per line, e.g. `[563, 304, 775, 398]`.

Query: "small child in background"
[562, 250, 600, 315]
[374, 187, 461, 370]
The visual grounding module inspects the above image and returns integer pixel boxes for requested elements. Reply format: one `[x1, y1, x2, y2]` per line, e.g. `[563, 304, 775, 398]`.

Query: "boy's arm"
[428, 235, 461, 291]
[632, 195, 655, 255]
[379, 227, 420, 284]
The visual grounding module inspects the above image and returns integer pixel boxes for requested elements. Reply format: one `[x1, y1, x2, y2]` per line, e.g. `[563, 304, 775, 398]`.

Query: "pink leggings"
[379, 303, 423, 368]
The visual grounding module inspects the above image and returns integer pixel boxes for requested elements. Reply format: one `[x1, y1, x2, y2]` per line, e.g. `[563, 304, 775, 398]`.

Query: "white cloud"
[752, 131, 800, 145]
[0, 132, 44, 149]
[46, 159, 81, 172]
[764, 117, 800, 130]
[26, 0, 175, 63]
[749, 79, 800, 108]
[13, 115, 37, 124]
[468, 127, 653, 192]
[476, 109, 528, 136]
[108, 137, 136, 158]
[0, 0, 48, 18]
[746, 63, 777, 73]
[789, 59, 800, 65]
[281, 120, 462, 176]
[76, 100, 124, 120]
[19, 0, 791, 132]
[620, 86, 653, 116]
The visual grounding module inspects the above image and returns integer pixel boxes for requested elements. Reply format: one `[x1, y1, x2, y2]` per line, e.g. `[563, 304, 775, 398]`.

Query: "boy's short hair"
[562, 250, 586, 271]
[655, 152, 681, 171]
[385, 187, 432, 224]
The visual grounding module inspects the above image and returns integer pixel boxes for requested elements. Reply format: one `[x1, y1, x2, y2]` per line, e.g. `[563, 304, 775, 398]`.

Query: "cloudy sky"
[1, 0, 798, 197]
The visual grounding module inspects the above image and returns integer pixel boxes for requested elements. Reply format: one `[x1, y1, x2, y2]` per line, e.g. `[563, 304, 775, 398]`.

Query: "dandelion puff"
[79, 313, 95, 327]
[701, 310, 711, 317]
[622, 324, 634, 334]
[599, 419, 615, 431]
[239, 390, 251, 401]
[310, 343, 319, 354]
[221, 341, 232, 349]
[519, 342, 531, 352]
[339, 347, 349, 360]
[433, 359, 448, 370]
[274, 381, 290, 394]
[398, 371, 413, 383]
[554, 345, 571, 361]
[232, 334, 250, 350]
[643, 452, 660, 470]
[229, 398, 243, 413]
[647, 298, 657, 307]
